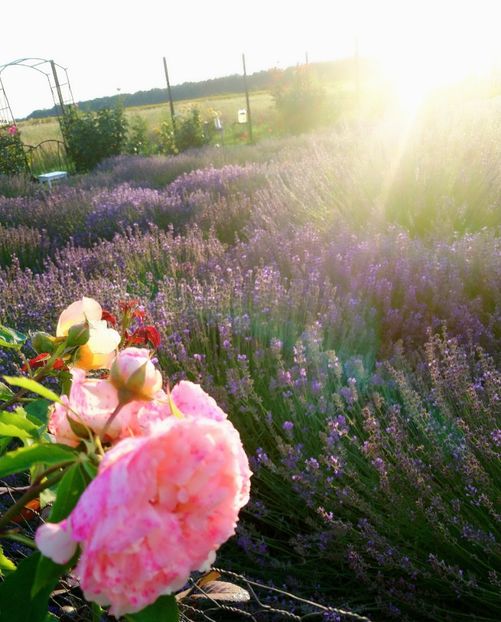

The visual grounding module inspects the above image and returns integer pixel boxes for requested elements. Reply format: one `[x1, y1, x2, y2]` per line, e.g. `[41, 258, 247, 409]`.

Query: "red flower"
[119, 299, 139, 313]
[125, 325, 161, 349]
[143, 325, 161, 348]
[101, 309, 117, 327]
[22, 353, 66, 372]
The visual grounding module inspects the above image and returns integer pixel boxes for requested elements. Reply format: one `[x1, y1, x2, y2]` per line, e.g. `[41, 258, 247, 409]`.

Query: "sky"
[2, 0, 501, 118]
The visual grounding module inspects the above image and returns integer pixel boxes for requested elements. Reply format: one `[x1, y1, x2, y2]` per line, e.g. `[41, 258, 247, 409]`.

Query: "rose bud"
[31, 331, 56, 354]
[110, 347, 163, 401]
[66, 322, 90, 348]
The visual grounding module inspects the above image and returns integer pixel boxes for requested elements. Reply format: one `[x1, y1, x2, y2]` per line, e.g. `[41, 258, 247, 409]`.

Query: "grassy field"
[17, 91, 277, 146]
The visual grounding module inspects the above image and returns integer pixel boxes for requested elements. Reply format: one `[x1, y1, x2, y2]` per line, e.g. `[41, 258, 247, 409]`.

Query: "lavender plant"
[1, 103, 501, 620]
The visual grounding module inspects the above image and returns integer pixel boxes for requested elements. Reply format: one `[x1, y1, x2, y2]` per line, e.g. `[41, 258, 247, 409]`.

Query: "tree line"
[26, 58, 376, 119]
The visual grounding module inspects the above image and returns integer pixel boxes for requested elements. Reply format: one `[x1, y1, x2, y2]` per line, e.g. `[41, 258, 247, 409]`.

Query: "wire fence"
[1, 479, 373, 622]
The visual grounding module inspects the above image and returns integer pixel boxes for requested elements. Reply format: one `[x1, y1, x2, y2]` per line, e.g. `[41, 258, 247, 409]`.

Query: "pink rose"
[110, 347, 163, 400]
[124, 381, 228, 436]
[36, 416, 251, 617]
[171, 381, 227, 421]
[48, 368, 164, 445]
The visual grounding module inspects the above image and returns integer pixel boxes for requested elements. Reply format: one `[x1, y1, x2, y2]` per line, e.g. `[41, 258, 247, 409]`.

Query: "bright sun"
[370, 2, 498, 109]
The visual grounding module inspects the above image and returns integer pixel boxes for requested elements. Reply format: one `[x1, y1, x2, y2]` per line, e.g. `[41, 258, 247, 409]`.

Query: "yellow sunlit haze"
[370, 1, 499, 109]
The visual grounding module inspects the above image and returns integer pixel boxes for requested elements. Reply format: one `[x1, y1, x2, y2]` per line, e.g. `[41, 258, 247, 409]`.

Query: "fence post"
[163, 57, 176, 132]
[242, 53, 253, 144]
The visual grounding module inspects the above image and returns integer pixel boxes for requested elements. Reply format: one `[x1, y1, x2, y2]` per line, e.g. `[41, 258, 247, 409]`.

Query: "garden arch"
[0, 57, 75, 126]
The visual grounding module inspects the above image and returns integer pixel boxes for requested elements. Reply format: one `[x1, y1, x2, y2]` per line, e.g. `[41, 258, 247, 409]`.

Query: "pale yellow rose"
[74, 320, 121, 371]
[56, 297, 102, 337]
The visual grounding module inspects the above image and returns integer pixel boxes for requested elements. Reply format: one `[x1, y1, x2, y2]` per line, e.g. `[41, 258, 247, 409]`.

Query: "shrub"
[125, 114, 151, 155]
[175, 108, 211, 152]
[159, 109, 211, 155]
[60, 104, 128, 172]
[272, 65, 329, 134]
[0, 125, 27, 176]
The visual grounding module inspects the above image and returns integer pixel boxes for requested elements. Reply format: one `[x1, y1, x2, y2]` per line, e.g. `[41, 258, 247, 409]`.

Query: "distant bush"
[159, 108, 211, 155]
[272, 65, 330, 134]
[0, 125, 27, 176]
[61, 104, 128, 172]
[125, 114, 151, 155]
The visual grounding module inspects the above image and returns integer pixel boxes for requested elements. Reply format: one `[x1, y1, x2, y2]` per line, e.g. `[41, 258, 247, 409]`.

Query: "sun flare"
[371, 3, 497, 110]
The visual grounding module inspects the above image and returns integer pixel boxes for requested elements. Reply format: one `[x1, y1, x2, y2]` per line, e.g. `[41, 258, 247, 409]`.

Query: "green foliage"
[3, 376, 62, 404]
[126, 114, 151, 155]
[0, 443, 77, 478]
[0, 544, 16, 576]
[175, 108, 211, 152]
[0, 408, 40, 439]
[0, 553, 58, 622]
[158, 119, 178, 154]
[46, 463, 89, 523]
[25, 400, 51, 426]
[0, 325, 27, 350]
[125, 595, 179, 622]
[160, 108, 211, 155]
[272, 66, 329, 134]
[60, 104, 128, 172]
[0, 125, 27, 176]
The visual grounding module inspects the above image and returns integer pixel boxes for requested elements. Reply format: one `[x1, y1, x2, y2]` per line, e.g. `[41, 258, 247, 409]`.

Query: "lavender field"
[1, 104, 500, 621]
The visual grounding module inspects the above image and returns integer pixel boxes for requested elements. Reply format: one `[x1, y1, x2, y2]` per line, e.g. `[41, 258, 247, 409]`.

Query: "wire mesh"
[1, 478, 372, 622]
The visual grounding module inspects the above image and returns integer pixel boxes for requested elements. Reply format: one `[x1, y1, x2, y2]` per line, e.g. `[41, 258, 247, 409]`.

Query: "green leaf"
[32, 464, 88, 596]
[0, 421, 32, 439]
[39, 487, 57, 508]
[81, 460, 98, 481]
[0, 325, 27, 350]
[3, 377, 62, 404]
[0, 409, 39, 439]
[0, 436, 11, 456]
[125, 595, 179, 622]
[0, 443, 77, 478]
[0, 381, 14, 402]
[25, 400, 51, 426]
[44, 614, 58, 622]
[67, 415, 91, 440]
[49, 463, 87, 522]
[31, 557, 70, 601]
[91, 602, 104, 622]
[0, 553, 57, 622]
[0, 544, 16, 577]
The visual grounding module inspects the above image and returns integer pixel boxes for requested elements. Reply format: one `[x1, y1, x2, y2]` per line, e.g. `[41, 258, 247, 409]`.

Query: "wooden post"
[242, 53, 253, 144]
[163, 57, 176, 131]
[50, 60, 65, 116]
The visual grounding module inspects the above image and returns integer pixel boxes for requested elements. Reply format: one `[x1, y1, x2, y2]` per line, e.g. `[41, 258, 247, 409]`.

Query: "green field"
[17, 91, 277, 146]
